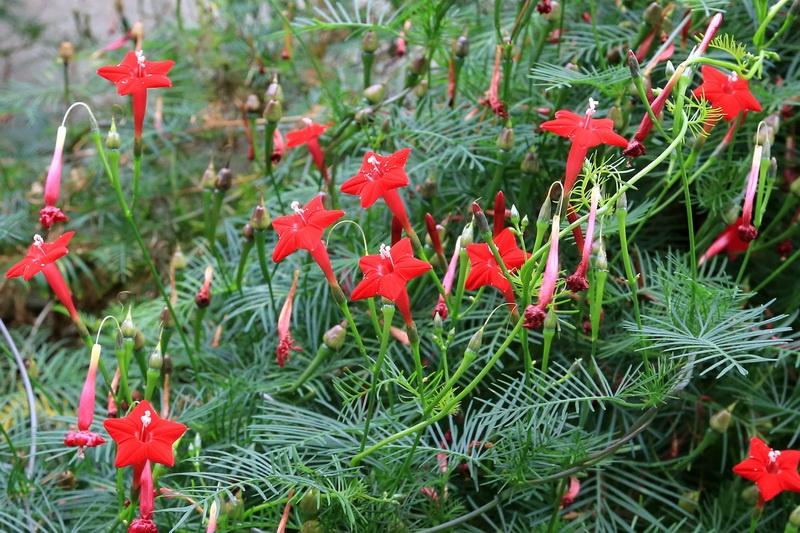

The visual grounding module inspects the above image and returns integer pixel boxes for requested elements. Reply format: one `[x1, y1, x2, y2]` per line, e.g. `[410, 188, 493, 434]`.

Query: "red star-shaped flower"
[341, 148, 412, 209]
[733, 437, 800, 502]
[97, 50, 175, 143]
[97, 50, 174, 96]
[272, 195, 344, 285]
[103, 400, 187, 468]
[540, 99, 627, 248]
[693, 65, 762, 121]
[465, 228, 525, 294]
[350, 238, 432, 324]
[272, 196, 344, 262]
[6, 232, 73, 281]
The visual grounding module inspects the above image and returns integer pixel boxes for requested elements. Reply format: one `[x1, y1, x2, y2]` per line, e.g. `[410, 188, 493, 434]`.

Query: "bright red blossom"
[103, 400, 187, 468]
[341, 148, 415, 234]
[465, 228, 525, 311]
[6, 232, 80, 323]
[693, 66, 762, 121]
[350, 238, 432, 325]
[733, 437, 800, 502]
[97, 50, 174, 97]
[286, 118, 332, 181]
[698, 217, 750, 265]
[97, 50, 174, 142]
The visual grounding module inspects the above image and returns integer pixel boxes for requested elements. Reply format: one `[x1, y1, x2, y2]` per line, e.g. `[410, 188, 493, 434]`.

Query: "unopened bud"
[709, 407, 732, 433]
[243, 223, 254, 241]
[300, 488, 322, 518]
[608, 106, 624, 131]
[467, 327, 483, 354]
[414, 79, 428, 98]
[264, 99, 283, 123]
[617, 192, 627, 211]
[472, 202, 491, 236]
[215, 165, 233, 191]
[544, 307, 558, 332]
[433, 312, 443, 330]
[409, 55, 428, 76]
[251, 200, 271, 230]
[245, 94, 261, 114]
[106, 119, 121, 150]
[595, 244, 608, 271]
[323, 324, 346, 349]
[134, 329, 146, 350]
[678, 491, 699, 514]
[790, 504, 800, 527]
[521, 151, 539, 174]
[537, 199, 551, 224]
[300, 520, 323, 533]
[264, 76, 283, 103]
[627, 50, 641, 80]
[148, 343, 163, 371]
[740, 484, 760, 506]
[460, 222, 474, 247]
[510, 205, 520, 225]
[453, 35, 469, 58]
[364, 84, 386, 104]
[59, 41, 74, 63]
[496, 126, 515, 151]
[201, 159, 216, 190]
[121, 308, 136, 338]
[160, 306, 175, 329]
[664, 60, 675, 78]
[171, 246, 188, 271]
[362, 31, 379, 53]
[643, 2, 662, 26]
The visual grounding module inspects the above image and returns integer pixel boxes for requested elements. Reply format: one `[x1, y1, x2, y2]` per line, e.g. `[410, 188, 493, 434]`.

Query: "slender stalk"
[254, 230, 278, 318]
[359, 304, 395, 453]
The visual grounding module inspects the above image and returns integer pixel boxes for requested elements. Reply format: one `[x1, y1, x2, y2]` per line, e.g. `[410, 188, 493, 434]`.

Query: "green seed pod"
[362, 30, 379, 53]
[453, 35, 469, 58]
[323, 324, 346, 350]
[363, 84, 386, 104]
[106, 119, 122, 150]
[496, 126, 515, 151]
[264, 99, 283, 123]
[299, 488, 321, 518]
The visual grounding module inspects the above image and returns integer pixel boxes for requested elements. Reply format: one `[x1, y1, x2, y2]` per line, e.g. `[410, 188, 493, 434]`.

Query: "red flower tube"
[565, 185, 600, 292]
[40, 125, 69, 228]
[524, 215, 560, 329]
[276, 270, 301, 368]
[698, 217, 750, 265]
[478, 45, 508, 118]
[64, 343, 107, 456]
[286, 118, 332, 183]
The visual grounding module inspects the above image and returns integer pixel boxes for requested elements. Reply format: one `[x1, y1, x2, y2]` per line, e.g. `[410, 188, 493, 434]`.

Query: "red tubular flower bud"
[425, 214, 444, 256]
[195, 266, 213, 308]
[493, 191, 506, 236]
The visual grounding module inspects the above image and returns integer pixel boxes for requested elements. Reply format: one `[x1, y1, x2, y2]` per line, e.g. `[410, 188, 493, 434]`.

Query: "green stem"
[360, 304, 395, 453]
[235, 240, 255, 291]
[254, 230, 278, 318]
[91, 133, 203, 387]
[351, 318, 524, 466]
[286, 344, 333, 394]
[616, 207, 642, 331]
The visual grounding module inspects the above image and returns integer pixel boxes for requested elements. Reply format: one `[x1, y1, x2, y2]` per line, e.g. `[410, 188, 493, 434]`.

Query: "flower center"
[767, 449, 781, 474]
[379, 243, 395, 271]
[33, 234, 45, 250]
[583, 97, 598, 128]
[136, 50, 146, 77]
[365, 155, 382, 181]
[723, 72, 738, 95]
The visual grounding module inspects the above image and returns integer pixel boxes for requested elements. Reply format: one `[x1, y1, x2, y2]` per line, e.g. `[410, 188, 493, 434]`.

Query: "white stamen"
[136, 49, 146, 67]
[33, 234, 44, 248]
[367, 155, 379, 165]
[291, 201, 303, 214]
[141, 410, 152, 428]
[728, 72, 739, 83]
[769, 449, 781, 462]
[586, 97, 599, 117]
[379, 243, 392, 260]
